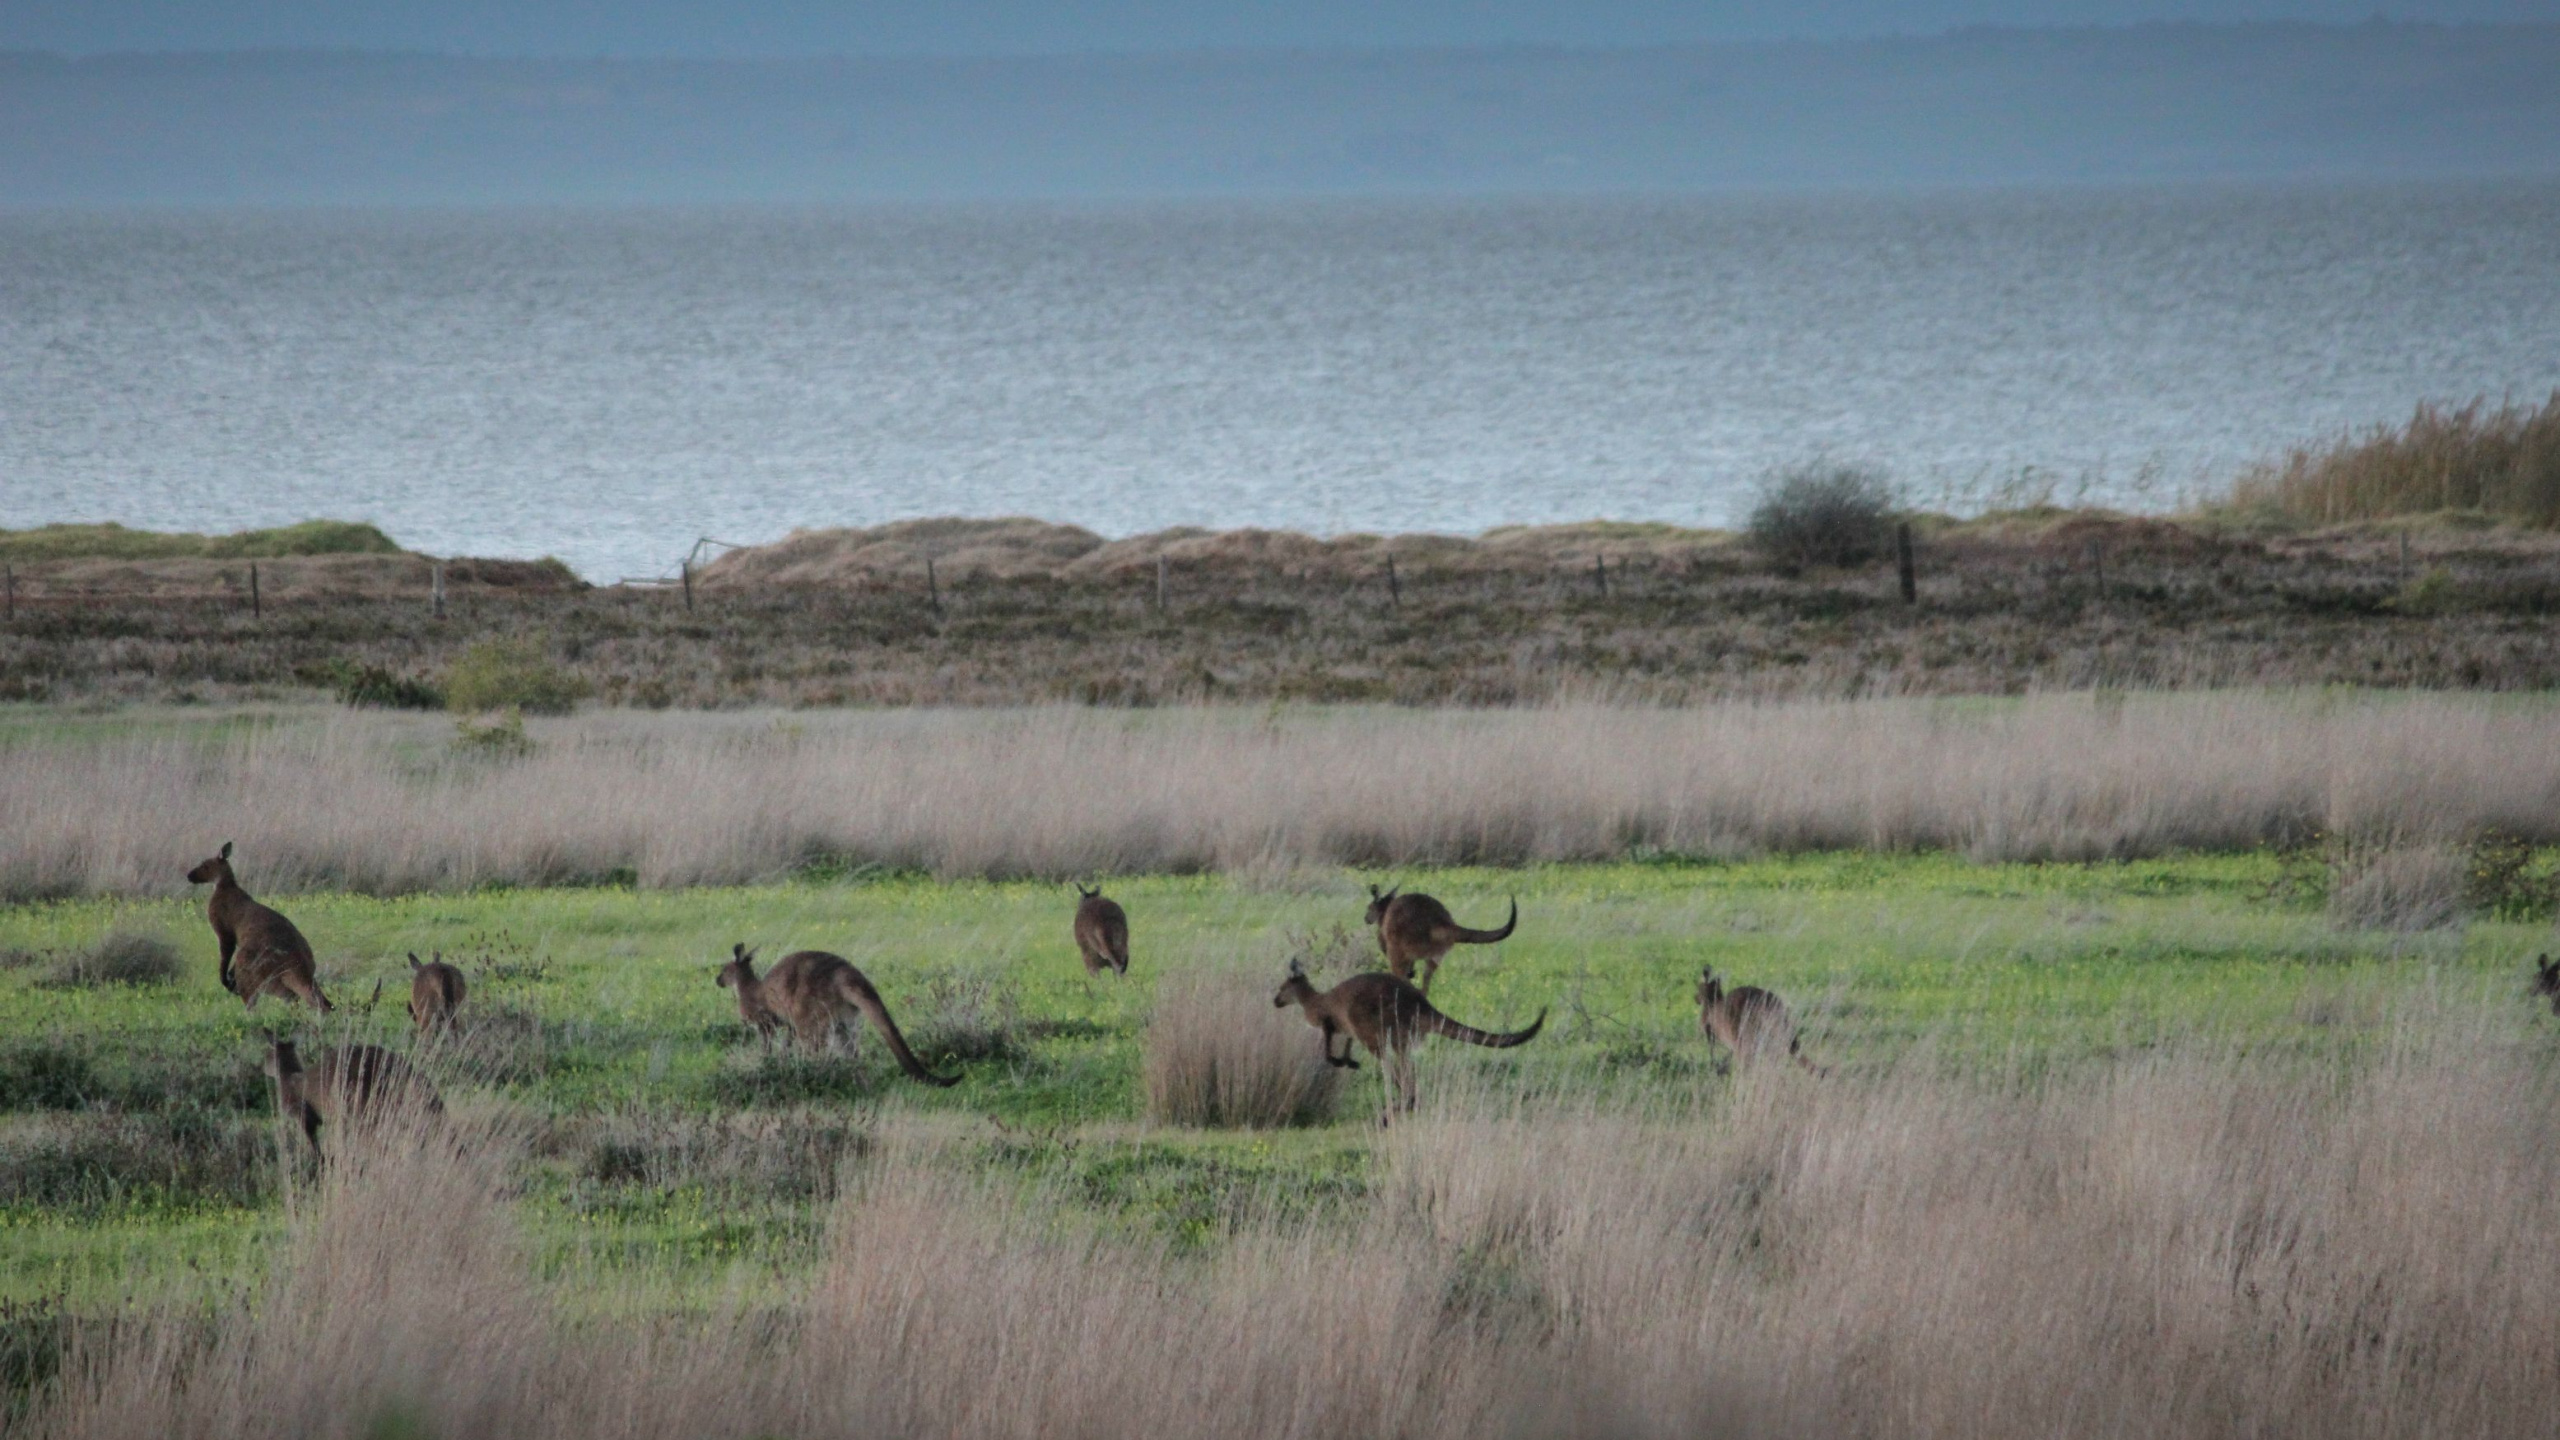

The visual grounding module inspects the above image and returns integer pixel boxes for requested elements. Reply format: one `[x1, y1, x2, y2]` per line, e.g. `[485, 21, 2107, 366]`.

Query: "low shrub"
[907, 973, 1029, 1067]
[34, 932, 182, 989]
[0, 1108, 274, 1211]
[2226, 393, 2560, 527]
[443, 637, 585, 716]
[1143, 972, 1337, 1129]
[297, 659, 445, 710]
[1745, 463, 1900, 570]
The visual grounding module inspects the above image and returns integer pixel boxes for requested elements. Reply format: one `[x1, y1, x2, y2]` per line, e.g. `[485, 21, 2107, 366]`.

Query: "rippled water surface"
[6, 184, 2556, 579]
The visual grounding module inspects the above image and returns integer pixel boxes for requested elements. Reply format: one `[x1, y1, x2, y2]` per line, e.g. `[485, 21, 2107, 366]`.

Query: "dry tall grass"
[8, 693, 2560, 897]
[26, 1008, 2559, 1439]
[2229, 392, 2560, 526]
[1143, 971, 1339, 1128]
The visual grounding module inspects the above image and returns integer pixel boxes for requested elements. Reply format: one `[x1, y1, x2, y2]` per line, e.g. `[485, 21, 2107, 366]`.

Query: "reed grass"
[6, 693, 2560, 899]
[2228, 392, 2560, 527]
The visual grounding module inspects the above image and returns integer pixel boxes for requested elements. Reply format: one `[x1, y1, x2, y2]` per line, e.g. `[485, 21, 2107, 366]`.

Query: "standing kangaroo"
[1273, 961, 1544, 1120]
[1365, 883, 1517, 996]
[1072, 883, 1131, 977]
[2532, 954, 2559, 1016]
[1698, 966, 1823, 1074]
[264, 1038, 442, 1158]
[187, 843, 332, 1012]
[716, 945, 959, 1087]
[408, 952, 468, 1033]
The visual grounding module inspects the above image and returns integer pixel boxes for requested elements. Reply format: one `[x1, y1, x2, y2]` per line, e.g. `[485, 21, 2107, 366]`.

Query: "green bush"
[35, 932, 182, 989]
[297, 659, 446, 710]
[1745, 463, 1900, 571]
[0, 519, 401, 563]
[443, 637, 586, 716]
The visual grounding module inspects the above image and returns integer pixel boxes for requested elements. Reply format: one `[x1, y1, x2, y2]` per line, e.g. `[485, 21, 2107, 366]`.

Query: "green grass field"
[3, 852, 2543, 1320]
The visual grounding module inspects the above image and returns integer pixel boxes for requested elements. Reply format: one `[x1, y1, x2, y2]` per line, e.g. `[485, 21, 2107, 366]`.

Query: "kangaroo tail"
[1452, 898, 1518, 945]
[842, 975, 961, 1087]
[1423, 1004, 1546, 1049]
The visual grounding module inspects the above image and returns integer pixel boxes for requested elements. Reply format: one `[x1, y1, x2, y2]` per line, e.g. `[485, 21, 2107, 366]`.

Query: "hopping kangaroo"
[187, 842, 332, 1012]
[1273, 961, 1544, 1119]
[2533, 954, 2559, 1016]
[716, 945, 959, 1087]
[1697, 966, 1823, 1074]
[1365, 883, 1517, 996]
[1071, 883, 1131, 977]
[265, 1039, 442, 1158]
[408, 952, 468, 1033]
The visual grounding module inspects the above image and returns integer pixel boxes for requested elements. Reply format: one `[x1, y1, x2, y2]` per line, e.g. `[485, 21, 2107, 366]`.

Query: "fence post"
[1593, 553, 1608, 599]
[681, 559, 694, 612]
[927, 557, 942, 614]
[2088, 541, 2105, 600]
[3, 564, 12, 623]
[2398, 531, 2410, 587]
[1386, 553, 1401, 609]
[249, 562, 261, 619]
[431, 562, 446, 620]
[1896, 522, 1917, 603]
[1156, 555, 1169, 615]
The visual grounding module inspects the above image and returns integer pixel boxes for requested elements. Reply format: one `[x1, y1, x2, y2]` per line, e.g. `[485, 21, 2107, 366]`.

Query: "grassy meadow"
[4, 697, 2559, 1436]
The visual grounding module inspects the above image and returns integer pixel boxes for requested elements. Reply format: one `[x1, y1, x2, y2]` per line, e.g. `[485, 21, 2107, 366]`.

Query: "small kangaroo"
[1364, 883, 1517, 996]
[2532, 954, 2559, 1016]
[1698, 966, 1823, 1074]
[408, 952, 468, 1033]
[716, 944, 959, 1087]
[1072, 883, 1131, 978]
[187, 842, 332, 1012]
[1273, 960, 1544, 1119]
[264, 1038, 442, 1158]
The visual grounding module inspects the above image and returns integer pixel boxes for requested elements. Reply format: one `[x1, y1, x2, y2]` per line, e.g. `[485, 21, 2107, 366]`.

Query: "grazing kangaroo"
[1072, 883, 1131, 977]
[1364, 883, 1517, 996]
[187, 842, 332, 1013]
[408, 952, 468, 1033]
[1273, 960, 1544, 1120]
[1697, 966, 1823, 1074]
[264, 1039, 442, 1158]
[2533, 954, 2559, 1016]
[715, 945, 959, 1087]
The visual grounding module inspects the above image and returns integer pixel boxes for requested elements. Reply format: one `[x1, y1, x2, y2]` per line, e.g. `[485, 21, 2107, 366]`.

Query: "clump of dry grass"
[1143, 971, 1338, 1129]
[2229, 391, 2560, 527]
[7, 693, 2560, 898]
[25, 1012, 2560, 1440]
[2327, 843, 2471, 931]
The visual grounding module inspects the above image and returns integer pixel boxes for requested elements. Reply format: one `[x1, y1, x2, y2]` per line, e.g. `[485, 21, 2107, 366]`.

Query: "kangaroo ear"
[1287, 955, 1306, 978]
[408, 953, 421, 968]
[1367, 883, 1381, 899]
[732, 943, 748, 961]
[219, 841, 233, 860]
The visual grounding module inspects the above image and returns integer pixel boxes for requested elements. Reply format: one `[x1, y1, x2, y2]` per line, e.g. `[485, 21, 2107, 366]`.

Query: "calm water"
[5, 183, 2557, 581]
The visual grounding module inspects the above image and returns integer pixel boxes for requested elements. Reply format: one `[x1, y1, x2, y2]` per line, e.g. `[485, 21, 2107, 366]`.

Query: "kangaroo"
[408, 952, 468, 1033]
[1072, 883, 1131, 977]
[1273, 960, 1544, 1120]
[715, 945, 959, 1087]
[1364, 883, 1517, 996]
[187, 843, 332, 1012]
[2532, 954, 2559, 1016]
[1698, 966, 1823, 1074]
[264, 1038, 442, 1158]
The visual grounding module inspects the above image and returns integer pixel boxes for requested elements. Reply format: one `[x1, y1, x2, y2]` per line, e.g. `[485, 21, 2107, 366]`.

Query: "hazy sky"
[3, 0, 2554, 56]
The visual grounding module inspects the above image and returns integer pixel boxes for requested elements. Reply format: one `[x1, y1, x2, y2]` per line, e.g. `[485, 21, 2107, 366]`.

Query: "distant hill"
[4, 23, 2557, 205]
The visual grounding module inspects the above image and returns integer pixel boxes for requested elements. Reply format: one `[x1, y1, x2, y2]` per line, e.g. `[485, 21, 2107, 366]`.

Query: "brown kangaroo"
[1364, 883, 1517, 996]
[1273, 961, 1544, 1119]
[264, 1038, 442, 1158]
[187, 843, 332, 1012]
[408, 952, 468, 1033]
[1698, 966, 1823, 1074]
[2532, 954, 2559, 1016]
[1072, 883, 1131, 977]
[715, 945, 959, 1087]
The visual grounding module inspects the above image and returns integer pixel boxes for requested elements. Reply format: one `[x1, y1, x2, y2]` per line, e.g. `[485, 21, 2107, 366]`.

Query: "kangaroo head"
[1274, 956, 1316, 1009]
[1697, 966, 1723, 1009]
[1364, 883, 1399, 925]
[1075, 882, 1100, 901]
[187, 841, 236, 885]
[2533, 954, 2559, 999]
[717, 943, 758, 990]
